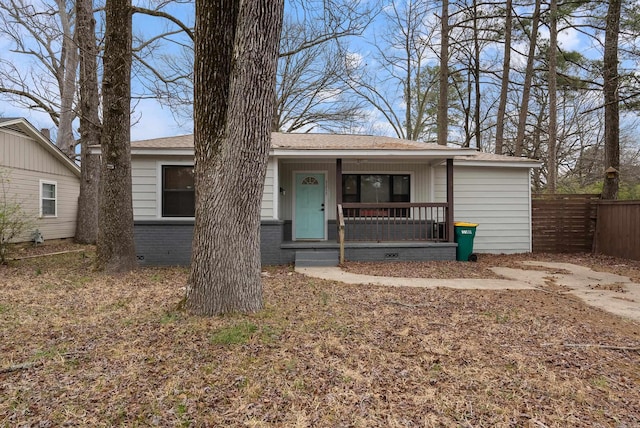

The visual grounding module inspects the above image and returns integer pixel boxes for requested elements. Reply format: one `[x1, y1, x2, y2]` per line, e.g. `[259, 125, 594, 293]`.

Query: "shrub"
[0, 169, 33, 263]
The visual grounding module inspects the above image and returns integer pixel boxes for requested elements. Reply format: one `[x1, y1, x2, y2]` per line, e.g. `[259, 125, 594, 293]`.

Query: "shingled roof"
[130, 133, 457, 151]
[124, 132, 538, 166]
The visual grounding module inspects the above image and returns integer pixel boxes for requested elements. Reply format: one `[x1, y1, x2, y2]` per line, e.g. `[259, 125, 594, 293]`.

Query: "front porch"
[282, 197, 456, 267]
[275, 157, 458, 266]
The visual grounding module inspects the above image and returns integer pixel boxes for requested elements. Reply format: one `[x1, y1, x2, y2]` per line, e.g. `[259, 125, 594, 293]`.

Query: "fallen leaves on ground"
[1, 249, 639, 427]
[343, 252, 640, 283]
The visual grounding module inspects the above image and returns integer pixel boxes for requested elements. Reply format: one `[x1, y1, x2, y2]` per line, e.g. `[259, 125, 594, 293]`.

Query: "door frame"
[292, 170, 327, 241]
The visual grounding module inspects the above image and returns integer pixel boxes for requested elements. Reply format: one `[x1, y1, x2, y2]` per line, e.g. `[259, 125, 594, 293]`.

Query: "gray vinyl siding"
[261, 157, 276, 219]
[131, 156, 277, 220]
[0, 129, 79, 241]
[278, 161, 431, 221]
[131, 157, 159, 219]
[434, 165, 532, 253]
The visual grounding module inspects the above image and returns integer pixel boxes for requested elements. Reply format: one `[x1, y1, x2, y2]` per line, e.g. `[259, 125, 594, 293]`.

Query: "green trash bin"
[454, 222, 478, 262]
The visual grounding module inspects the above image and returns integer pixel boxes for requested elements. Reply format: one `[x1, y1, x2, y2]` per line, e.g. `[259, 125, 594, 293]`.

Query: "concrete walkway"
[296, 262, 640, 323]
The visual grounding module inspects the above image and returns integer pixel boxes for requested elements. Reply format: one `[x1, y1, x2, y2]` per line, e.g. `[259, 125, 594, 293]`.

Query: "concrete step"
[295, 250, 339, 267]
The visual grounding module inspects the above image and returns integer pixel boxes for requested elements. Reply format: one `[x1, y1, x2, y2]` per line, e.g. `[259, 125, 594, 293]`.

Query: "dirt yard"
[1, 243, 639, 426]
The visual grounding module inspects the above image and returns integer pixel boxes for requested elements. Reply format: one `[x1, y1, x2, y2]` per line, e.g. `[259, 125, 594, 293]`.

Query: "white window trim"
[156, 161, 195, 219]
[39, 179, 57, 218]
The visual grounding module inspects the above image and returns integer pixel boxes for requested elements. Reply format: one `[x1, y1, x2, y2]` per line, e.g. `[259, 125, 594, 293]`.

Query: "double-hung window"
[162, 165, 195, 217]
[40, 180, 57, 217]
[342, 174, 410, 216]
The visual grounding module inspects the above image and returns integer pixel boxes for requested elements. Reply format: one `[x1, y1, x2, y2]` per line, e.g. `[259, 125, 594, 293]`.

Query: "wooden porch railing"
[338, 202, 449, 243]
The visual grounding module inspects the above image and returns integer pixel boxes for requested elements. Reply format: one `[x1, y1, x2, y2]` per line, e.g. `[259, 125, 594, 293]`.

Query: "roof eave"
[452, 159, 542, 168]
[270, 148, 473, 158]
[91, 147, 196, 156]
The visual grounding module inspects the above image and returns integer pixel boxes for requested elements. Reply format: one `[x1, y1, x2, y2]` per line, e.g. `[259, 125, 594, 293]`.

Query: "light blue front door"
[295, 173, 325, 240]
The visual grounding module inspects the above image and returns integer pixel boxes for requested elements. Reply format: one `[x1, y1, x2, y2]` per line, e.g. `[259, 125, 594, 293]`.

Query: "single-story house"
[0, 118, 80, 242]
[119, 133, 539, 266]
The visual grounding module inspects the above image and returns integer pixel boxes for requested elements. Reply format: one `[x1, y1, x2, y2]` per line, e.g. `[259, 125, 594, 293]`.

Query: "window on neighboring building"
[162, 165, 195, 217]
[342, 174, 410, 216]
[40, 180, 57, 217]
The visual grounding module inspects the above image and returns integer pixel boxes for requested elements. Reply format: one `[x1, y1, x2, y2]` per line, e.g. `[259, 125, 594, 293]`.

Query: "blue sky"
[0, 1, 615, 143]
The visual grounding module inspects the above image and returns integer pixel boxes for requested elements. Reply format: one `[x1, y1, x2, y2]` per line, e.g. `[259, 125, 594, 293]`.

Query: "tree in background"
[186, 0, 284, 315]
[96, 0, 136, 272]
[494, 0, 512, 155]
[514, 0, 541, 157]
[75, 0, 100, 244]
[0, 0, 194, 243]
[344, 1, 447, 141]
[274, 17, 364, 133]
[601, 0, 621, 199]
[547, 0, 558, 193]
[437, 0, 449, 146]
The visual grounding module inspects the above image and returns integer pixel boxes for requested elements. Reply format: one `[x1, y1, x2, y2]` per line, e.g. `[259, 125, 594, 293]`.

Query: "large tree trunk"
[514, 0, 541, 157]
[547, 0, 558, 193]
[187, 0, 284, 315]
[96, 0, 137, 272]
[55, 0, 78, 157]
[495, 0, 512, 155]
[437, 0, 449, 146]
[75, 0, 101, 244]
[602, 0, 621, 200]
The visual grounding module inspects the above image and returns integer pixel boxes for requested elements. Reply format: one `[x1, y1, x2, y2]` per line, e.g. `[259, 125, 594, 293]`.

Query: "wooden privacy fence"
[594, 201, 640, 261]
[531, 194, 599, 253]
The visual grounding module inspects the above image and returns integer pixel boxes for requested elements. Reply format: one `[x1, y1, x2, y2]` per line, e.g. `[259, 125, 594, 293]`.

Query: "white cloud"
[557, 27, 581, 51]
[131, 99, 191, 140]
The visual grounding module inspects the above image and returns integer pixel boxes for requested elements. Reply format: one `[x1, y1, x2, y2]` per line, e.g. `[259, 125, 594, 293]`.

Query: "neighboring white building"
[0, 118, 80, 242]
[111, 133, 539, 266]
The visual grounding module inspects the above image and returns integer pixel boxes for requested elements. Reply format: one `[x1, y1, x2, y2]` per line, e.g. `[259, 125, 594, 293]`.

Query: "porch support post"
[446, 158, 454, 242]
[336, 158, 342, 204]
[336, 158, 342, 243]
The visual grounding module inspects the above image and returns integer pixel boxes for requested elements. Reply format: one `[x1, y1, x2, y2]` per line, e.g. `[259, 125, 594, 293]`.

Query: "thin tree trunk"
[187, 0, 284, 315]
[96, 0, 136, 272]
[405, 2, 413, 141]
[75, 0, 100, 244]
[547, 0, 558, 193]
[495, 0, 512, 155]
[514, 0, 541, 157]
[602, 0, 621, 200]
[437, 0, 449, 146]
[463, 67, 472, 147]
[473, 0, 481, 151]
[55, 0, 78, 157]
